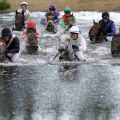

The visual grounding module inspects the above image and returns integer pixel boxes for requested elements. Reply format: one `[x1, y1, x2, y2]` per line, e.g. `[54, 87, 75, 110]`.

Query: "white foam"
[43, 46, 57, 53]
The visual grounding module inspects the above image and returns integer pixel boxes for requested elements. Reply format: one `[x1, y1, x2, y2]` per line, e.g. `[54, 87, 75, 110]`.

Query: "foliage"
[0, 0, 11, 10]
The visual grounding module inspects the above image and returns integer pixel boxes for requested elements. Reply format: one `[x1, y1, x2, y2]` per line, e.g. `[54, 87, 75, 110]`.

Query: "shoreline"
[0, 9, 120, 14]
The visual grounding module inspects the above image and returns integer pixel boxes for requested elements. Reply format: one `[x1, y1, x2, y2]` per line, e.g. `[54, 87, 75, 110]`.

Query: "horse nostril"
[89, 35, 95, 41]
[59, 56, 64, 60]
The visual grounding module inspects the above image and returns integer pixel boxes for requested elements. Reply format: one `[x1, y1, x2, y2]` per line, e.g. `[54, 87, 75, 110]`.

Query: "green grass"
[0, 1, 11, 10]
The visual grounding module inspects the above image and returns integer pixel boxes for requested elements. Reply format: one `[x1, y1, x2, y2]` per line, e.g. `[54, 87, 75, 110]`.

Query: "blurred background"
[1, 0, 120, 11]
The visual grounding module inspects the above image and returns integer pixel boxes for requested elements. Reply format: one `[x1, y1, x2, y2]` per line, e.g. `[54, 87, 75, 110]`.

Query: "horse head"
[14, 11, 25, 31]
[47, 15, 54, 22]
[67, 14, 75, 27]
[46, 20, 55, 32]
[26, 32, 38, 54]
[89, 20, 103, 42]
[58, 43, 76, 61]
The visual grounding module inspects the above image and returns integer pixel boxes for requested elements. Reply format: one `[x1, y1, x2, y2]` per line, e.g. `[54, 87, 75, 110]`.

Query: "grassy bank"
[4, 0, 120, 11]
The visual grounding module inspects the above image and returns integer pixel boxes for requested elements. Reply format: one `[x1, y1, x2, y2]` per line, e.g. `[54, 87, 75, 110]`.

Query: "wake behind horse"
[89, 20, 106, 43]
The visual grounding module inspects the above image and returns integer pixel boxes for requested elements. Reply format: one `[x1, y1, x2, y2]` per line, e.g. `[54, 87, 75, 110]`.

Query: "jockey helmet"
[69, 26, 79, 34]
[21, 1, 28, 6]
[49, 5, 56, 11]
[2, 28, 12, 37]
[64, 7, 71, 14]
[27, 20, 36, 29]
[102, 12, 109, 18]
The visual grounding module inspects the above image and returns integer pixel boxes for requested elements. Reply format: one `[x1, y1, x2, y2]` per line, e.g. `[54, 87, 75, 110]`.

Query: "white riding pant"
[106, 36, 113, 42]
[75, 51, 86, 61]
[7, 53, 20, 62]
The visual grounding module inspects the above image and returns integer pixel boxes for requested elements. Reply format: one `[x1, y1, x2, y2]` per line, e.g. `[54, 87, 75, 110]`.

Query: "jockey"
[1, 28, 20, 62]
[17, 1, 30, 25]
[45, 5, 60, 24]
[59, 26, 86, 61]
[59, 7, 78, 29]
[55, 7, 78, 36]
[22, 20, 41, 41]
[99, 12, 116, 37]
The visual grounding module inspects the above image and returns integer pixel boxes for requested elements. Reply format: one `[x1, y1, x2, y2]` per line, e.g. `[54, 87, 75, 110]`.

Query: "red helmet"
[27, 20, 36, 29]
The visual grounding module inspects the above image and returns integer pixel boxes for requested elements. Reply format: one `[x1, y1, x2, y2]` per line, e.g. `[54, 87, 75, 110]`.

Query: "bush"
[0, 1, 11, 10]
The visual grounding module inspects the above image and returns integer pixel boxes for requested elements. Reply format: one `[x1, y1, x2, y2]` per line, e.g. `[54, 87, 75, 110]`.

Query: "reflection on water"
[0, 64, 120, 120]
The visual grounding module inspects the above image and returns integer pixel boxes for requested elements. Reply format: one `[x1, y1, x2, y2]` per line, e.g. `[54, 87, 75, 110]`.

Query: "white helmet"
[69, 26, 79, 34]
[21, 1, 28, 6]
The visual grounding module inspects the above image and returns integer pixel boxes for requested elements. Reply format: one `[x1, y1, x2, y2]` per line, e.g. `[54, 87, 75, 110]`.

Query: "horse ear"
[93, 20, 96, 24]
[16, 10, 18, 15]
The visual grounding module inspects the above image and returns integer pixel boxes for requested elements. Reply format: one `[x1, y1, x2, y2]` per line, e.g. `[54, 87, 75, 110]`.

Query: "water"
[0, 11, 120, 120]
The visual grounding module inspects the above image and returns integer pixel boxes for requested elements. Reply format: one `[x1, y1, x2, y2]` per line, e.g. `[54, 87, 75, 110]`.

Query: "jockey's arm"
[24, 10, 31, 24]
[54, 12, 60, 23]
[59, 18, 66, 28]
[108, 22, 116, 36]
[78, 34, 87, 51]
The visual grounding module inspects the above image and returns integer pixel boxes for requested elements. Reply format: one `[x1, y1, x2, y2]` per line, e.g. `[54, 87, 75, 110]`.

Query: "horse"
[45, 15, 56, 33]
[0, 38, 6, 62]
[26, 32, 38, 54]
[58, 41, 78, 61]
[111, 35, 120, 57]
[89, 20, 106, 43]
[64, 14, 75, 34]
[13, 10, 25, 31]
[67, 14, 75, 26]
